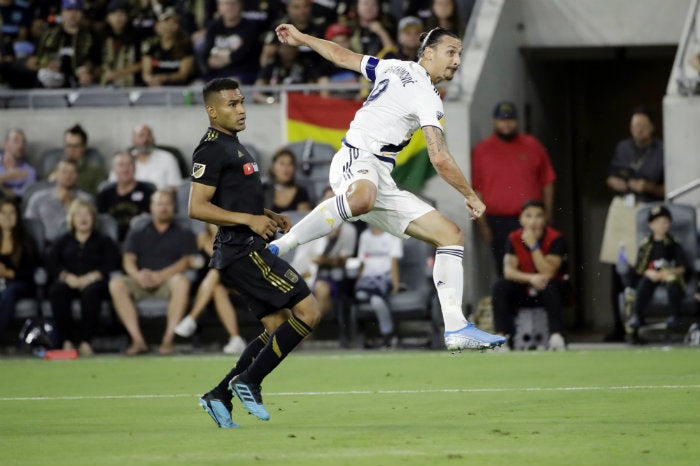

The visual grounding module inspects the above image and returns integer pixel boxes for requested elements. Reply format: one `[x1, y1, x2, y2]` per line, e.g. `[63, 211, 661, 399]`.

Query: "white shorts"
[328, 144, 434, 238]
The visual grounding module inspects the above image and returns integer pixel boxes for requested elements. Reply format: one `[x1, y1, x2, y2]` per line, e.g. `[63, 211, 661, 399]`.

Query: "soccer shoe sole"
[444, 324, 507, 352]
[198, 396, 239, 428]
[229, 379, 270, 421]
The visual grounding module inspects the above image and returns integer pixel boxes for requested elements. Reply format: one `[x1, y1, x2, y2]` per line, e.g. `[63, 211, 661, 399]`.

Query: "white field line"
[1, 384, 699, 402]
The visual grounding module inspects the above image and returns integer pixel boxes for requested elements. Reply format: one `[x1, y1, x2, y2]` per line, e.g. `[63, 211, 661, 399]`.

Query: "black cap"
[493, 101, 517, 119]
[647, 205, 672, 222]
[107, 0, 127, 13]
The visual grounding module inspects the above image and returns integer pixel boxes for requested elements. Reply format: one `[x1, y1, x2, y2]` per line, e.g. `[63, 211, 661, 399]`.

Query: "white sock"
[433, 246, 468, 332]
[272, 194, 352, 256]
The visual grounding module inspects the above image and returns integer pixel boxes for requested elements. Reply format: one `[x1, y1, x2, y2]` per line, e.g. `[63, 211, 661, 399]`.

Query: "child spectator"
[627, 205, 691, 335]
[354, 224, 402, 348]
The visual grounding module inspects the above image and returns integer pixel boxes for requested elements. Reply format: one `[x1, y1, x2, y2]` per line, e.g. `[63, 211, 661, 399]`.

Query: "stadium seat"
[349, 236, 441, 348]
[284, 139, 336, 204]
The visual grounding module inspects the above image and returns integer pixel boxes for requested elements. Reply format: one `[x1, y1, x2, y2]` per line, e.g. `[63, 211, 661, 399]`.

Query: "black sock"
[242, 315, 313, 385]
[213, 332, 269, 397]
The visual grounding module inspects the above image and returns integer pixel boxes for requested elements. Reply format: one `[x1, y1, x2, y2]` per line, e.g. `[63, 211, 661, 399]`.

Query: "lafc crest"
[192, 163, 206, 179]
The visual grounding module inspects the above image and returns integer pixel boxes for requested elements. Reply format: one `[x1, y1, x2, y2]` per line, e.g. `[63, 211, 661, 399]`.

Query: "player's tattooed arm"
[422, 125, 486, 219]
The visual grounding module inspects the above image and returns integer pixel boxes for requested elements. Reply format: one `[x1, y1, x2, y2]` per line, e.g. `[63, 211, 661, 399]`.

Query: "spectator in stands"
[263, 148, 312, 213]
[291, 186, 357, 317]
[401, 0, 432, 22]
[314, 23, 362, 99]
[0, 0, 32, 63]
[0, 0, 100, 88]
[141, 7, 195, 87]
[259, 0, 326, 68]
[25, 159, 93, 245]
[600, 107, 665, 342]
[491, 200, 568, 351]
[47, 198, 120, 356]
[626, 205, 690, 338]
[97, 151, 155, 243]
[252, 42, 315, 103]
[111, 124, 182, 191]
[347, 0, 395, 57]
[200, 0, 262, 84]
[471, 101, 556, 278]
[311, 0, 344, 25]
[0, 199, 39, 346]
[99, 0, 143, 87]
[382, 16, 423, 61]
[130, 0, 158, 47]
[48, 124, 107, 196]
[354, 224, 402, 348]
[424, 0, 463, 37]
[108, 190, 197, 355]
[0, 128, 37, 199]
[174, 222, 247, 354]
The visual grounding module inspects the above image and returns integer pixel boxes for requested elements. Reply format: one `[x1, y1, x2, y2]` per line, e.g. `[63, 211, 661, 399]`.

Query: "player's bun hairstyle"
[203, 77, 240, 104]
[417, 27, 459, 58]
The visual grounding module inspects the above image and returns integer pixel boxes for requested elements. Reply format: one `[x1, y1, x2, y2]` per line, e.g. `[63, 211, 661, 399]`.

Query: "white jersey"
[357, 229, 403, 277]
[344, 56, 445, 158]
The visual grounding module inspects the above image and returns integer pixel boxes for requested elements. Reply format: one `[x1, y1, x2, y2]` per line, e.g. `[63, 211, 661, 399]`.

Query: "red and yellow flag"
[286, 93, 435, 191]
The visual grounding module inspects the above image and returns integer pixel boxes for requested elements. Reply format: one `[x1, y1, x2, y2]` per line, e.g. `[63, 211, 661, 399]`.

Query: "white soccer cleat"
[175, 315, 197, 338]
[444, 323, 506, 351]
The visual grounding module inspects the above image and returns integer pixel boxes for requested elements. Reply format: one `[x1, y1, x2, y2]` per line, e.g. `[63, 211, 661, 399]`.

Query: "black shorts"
[218, 247, 311, 319]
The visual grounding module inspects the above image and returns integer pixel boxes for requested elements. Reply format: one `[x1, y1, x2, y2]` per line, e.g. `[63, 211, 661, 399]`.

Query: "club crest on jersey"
[192, 163, 206, 179]
[436, 111, 445, 122]
[243, 162, 259, 175]
[237, 149, 245, 158]
[284, 269, 299, 283]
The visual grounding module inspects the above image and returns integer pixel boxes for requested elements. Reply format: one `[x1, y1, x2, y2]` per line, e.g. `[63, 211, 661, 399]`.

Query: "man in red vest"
[491, 199, 569, 350]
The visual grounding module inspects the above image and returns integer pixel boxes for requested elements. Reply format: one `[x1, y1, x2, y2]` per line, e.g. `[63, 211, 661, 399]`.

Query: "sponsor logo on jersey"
[357, 169, 369, 174]
[243, 162, 259, 175]
[192, 163, 206, 178]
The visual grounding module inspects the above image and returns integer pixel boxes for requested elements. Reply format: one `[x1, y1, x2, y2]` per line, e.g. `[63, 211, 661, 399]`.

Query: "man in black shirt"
[96, 151, 155, 243]
[190, 78, 322, 428]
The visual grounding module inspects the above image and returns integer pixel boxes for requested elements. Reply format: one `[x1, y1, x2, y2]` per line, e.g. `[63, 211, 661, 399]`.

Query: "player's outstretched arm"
[275, 23, 363, 73]
[422, 125, 485, 219]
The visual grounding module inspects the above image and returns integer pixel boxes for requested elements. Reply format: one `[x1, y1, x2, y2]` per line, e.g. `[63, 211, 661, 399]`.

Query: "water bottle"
[615, 243, 629, 275]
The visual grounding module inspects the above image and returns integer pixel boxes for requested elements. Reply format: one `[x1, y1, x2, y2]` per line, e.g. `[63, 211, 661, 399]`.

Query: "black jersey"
[191, 127, 266, 266]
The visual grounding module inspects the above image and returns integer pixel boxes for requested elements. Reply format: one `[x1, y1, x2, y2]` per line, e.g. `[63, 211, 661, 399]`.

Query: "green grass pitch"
[1, 348, 698, 466]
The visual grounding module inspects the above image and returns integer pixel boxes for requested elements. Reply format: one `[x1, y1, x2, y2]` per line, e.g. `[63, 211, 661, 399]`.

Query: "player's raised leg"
[406, 210, 505, 351]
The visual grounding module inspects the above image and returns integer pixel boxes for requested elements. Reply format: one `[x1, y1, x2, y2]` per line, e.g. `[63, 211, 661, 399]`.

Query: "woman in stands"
[263, 148, 312, 213]
[47, 199, 120, 356]
[141, 7, 195, 87]
[0, 199, 38, 346]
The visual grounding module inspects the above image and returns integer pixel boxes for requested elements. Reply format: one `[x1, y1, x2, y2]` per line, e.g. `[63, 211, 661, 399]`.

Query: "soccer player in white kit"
[272, 24, 505, 351]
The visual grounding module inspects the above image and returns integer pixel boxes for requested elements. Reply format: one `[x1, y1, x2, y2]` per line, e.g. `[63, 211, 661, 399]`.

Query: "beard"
[495, 130, 518, 142]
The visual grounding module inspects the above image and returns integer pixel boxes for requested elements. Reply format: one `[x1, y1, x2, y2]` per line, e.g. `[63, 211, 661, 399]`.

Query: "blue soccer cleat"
[199, 390, 239, 428]
[229, 375, 270, 421]
[268, 244, 279, 256]
[444, 323, 506, 352]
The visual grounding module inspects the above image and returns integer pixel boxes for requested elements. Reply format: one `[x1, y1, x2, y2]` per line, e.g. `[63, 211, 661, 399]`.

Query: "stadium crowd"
[0, 0, 469, 91]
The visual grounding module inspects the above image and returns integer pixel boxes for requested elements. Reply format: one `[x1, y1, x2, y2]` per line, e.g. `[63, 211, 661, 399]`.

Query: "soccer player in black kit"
[189, 78, 322, 428]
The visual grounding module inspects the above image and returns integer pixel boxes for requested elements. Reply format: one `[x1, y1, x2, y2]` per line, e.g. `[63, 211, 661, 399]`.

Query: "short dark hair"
[631, 106, 654, 125]
[203, 78, 240, 104]
[521, 199, 545, 213]
[417, 27, 459, 58]
[65, 124, 87, 145]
